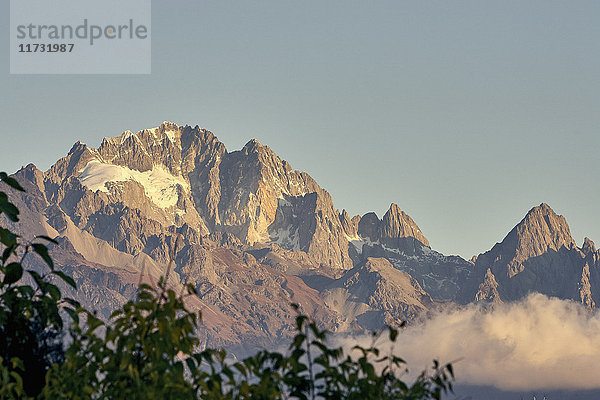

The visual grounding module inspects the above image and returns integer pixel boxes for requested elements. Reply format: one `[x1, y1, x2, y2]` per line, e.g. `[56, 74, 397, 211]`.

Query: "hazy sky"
[1, 1, 598, 258]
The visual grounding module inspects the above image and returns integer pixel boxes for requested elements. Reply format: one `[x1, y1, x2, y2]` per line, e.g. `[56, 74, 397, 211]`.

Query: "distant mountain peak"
[514, 203, 575, 254]
[582, 237, 596, 255]
[474, 268, 502, 303]
[472, 202, 578, 284]
[241, 139, 282, 163]
[381, 203, 429, 247]
[67, 141, 89, 155]
[525, 202, 557, 217]
[522, 202, 558, 223]
[243, 138, 263, 149]
[6, 121, 600, 348]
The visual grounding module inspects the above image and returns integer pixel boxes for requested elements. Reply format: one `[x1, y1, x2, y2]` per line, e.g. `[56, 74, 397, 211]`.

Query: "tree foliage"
[44, 281, 453, 400]
[0, 173, 79, 398]
[0, 174, 454, 399]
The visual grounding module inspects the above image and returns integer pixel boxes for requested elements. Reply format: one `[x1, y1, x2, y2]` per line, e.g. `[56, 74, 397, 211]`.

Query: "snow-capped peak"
[77, 160, 188, 209]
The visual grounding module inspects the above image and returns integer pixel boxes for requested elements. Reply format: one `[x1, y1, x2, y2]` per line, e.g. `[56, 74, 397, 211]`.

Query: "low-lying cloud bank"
[335, 294, 600, 391]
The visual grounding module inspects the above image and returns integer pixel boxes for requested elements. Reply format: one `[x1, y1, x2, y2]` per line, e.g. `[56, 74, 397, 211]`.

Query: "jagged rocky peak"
[235, 137, 320, 198]
[356, 204, 429, 248]
[381, 203, 429, 247]
[464, 202, 593, 306]
[473, 203, 576, 276]
[45, 141, 97, 184]
[102, 121, 180, 145]
[242, 138, 265, 154]
[339, 209, 358, 238]
[357, 212, 380, 242]
[15, 163, 45, 191]
[96, 121, 186, 174]
[156, 121, 180, 135]
[180, 124, 223, 156]
[474, 268, 502, 303]
[46, 122, 201, 188]
[582, 237, 596, 255]
[21, 122, 379, 271]
[512, 203, 576, 257]
[241, 139, 294, 177]
[38, 123, 218, 240]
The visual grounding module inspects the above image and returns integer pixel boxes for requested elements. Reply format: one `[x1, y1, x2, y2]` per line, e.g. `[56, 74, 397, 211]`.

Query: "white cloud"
[332, 294, 600, 391]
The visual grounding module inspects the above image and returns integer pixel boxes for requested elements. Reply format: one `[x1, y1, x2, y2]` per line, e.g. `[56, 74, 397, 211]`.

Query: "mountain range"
[3, 122, 598, 350]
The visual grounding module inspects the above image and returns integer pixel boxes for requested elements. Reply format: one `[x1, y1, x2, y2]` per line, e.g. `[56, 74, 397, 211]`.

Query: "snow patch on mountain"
[147, 122, 178, 143]
[77, 160, 189, 208]
[269, 225, 301, 251]
[345, 235, 378, 254]
[165, 129, 177, 142]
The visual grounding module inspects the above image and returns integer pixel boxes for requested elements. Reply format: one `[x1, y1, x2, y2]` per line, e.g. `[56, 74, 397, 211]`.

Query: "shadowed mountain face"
[2, 122, 598, 347]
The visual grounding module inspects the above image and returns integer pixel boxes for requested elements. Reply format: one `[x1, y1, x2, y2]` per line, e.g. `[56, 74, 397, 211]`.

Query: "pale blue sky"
[1, 1, 599, 258]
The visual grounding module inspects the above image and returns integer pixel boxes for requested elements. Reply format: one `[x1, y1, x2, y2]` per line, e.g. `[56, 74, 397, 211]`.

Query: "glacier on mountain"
[77, 160, 188, 209]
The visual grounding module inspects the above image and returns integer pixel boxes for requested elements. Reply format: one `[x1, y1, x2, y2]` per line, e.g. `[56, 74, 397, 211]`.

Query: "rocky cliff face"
[342, 204, 473, 302]
[464, 203, 599, 308]
[484, 203, 576, 278]
[321, 257, 434, 330]
[3, 122, 598, 349]
[354, 205, 428, 249]
[44, 123, 355, 271]
[2, 122, 457, 349]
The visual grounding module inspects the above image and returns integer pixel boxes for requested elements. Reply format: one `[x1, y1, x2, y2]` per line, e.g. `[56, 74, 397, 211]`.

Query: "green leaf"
[1, 244, 17, 263]
[47, 283, 61, 301]
[87, 313, 104, 332]
[10, 357, 24, 371]
[64, 307, 78, 323]
[0, 173, 25, 192]
[32, 243, 54, 270]
[53, 270, 77, 289]
[138, 283, 153, 292]
[16, 285, 34, 297]
[0, 227, 18, 247]
[186, 283, 197, 295]
[28, 270, 46, 290]
[3, 262, 23, 284]
[446, 363, 454, 378]
[389, 327, 398, 342]
[62, 297, 80, 308]
[0, 193, 20, 222]
[35, 235, 58, 244]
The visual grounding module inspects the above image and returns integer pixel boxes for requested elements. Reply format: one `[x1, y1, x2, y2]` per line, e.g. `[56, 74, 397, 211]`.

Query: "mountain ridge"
[3, 121, 598, 349]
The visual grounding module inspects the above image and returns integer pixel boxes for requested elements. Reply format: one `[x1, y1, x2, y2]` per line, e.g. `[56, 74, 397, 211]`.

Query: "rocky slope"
[43, 122, 354, 271]
[465, 203, 600, 309]
[320, 257, 434, 331]
[345, 204, 473, 302]
[2, 122, 444, 348]
[2, 122, 598, 348]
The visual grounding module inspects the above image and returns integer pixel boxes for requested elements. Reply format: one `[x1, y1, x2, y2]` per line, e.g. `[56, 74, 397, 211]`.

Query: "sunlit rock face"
[3, 122, 598, 349]
[464, 203, 600, 309]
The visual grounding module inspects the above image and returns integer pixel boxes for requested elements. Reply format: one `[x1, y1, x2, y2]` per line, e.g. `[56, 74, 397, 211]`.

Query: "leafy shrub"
[44, 279, 453, 399]
[0, 173, 78, 398]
